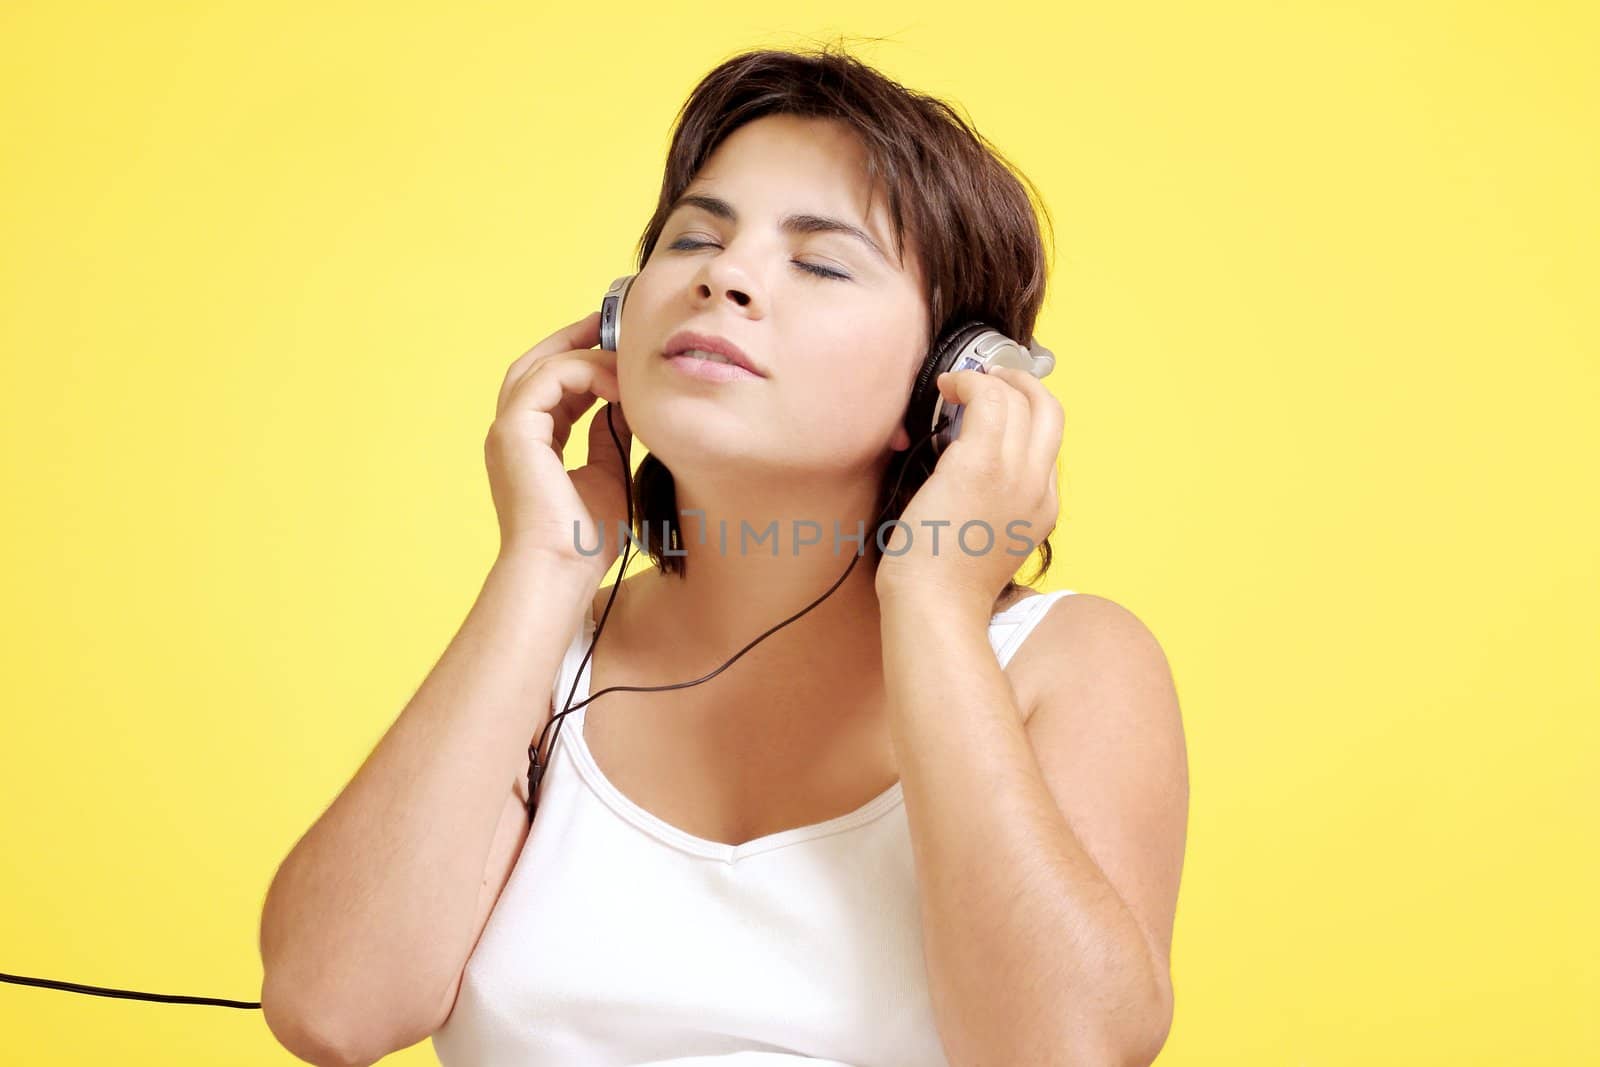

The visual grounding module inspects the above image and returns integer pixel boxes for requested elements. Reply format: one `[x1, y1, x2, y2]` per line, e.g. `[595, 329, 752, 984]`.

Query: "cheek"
[819, 321, 924, 405]
[799, 353, 917, 442]
[808, 336, 903, 397]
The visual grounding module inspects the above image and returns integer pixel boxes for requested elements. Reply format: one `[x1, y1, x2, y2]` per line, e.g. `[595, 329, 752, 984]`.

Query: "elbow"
[1067, 969, 1174, 1067]
[1109, 972, 1175, 1067]
[1114, 932, 1175, 1067]
[1127, 981, 1174, 1067]
[1142, 955, 1176, 1063]
[260, 974, 382, 1067]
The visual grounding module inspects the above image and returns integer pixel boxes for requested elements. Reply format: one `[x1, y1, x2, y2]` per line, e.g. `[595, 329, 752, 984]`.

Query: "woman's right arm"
[257, 549, 593, 1066]
[258, 309, 635, 1066]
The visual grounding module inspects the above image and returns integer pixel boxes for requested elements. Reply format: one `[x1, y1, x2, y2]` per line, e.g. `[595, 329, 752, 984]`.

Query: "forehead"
[682, 115, 906, 260]
[703, 113, 868, 173]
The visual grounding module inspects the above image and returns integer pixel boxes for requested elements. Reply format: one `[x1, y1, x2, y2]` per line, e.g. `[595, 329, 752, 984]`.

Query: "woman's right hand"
[485, 310, 634, 581]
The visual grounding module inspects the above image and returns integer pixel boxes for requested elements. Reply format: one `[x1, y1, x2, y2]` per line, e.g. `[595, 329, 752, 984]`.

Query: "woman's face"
[618, 113, 929, 484]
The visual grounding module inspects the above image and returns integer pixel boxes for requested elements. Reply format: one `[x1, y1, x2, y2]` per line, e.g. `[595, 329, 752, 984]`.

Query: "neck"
[616, 462, 893, 663]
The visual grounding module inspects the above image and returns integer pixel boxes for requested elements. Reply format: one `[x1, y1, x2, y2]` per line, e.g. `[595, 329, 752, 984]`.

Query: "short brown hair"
[625, 42, 1056, 604]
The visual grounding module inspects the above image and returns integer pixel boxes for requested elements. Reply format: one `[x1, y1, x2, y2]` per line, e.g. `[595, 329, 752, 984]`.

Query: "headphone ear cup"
[905, 320, 986, 455]
[599, 274, 634, 353]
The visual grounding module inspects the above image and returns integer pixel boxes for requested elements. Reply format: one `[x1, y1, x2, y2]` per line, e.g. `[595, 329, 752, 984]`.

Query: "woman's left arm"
[879, 590, 1187, 1067]
[876, 365, 1187, 1067]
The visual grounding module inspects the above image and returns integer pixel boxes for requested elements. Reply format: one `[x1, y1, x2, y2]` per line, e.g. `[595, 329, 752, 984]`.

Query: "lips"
[662, 330, 766, 377]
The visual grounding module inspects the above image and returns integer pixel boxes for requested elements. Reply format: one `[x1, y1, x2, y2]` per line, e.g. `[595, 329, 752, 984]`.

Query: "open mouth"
[662, 330, 766, 377]
[663, 351, 764, 381]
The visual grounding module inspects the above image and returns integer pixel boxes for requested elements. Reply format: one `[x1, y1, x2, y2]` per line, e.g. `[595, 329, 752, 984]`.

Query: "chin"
[628, 402, 768, 465]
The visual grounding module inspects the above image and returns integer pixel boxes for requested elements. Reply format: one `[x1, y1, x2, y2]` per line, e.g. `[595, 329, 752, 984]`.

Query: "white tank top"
[432, 588, 1079, 1067]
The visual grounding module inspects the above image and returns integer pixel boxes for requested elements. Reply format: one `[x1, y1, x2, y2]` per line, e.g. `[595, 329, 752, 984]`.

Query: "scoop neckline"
[563, 632, 912, 865]
[559, 588, 1053, 865]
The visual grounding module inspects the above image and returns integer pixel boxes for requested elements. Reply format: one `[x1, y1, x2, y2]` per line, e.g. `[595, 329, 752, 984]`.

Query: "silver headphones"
[599, 272, 1055, 455]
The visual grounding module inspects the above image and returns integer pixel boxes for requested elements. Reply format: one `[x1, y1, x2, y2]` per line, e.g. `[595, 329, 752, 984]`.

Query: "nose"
[694, 253, 764, 316]
[701, 281, 751, 307]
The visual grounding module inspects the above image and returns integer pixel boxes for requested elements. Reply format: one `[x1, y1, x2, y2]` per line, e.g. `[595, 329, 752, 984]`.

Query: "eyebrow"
[666, 192, 893, 266]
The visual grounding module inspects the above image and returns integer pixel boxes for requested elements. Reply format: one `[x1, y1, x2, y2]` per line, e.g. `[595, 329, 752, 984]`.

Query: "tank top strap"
[991, 588, 1078, 668]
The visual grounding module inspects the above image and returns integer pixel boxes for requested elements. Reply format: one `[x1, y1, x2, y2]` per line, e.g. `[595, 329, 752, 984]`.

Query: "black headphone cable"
[528, 401, 942, 820]
[0, 400, 946, 1011]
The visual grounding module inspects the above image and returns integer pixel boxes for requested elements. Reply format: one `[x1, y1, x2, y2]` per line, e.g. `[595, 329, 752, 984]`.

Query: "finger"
[936, 370, 1000, 462]
[524, 347, 624, 425]
[549, 376, 617, 457]
[586, 401, 634, 481]
[991, 367, 1064, 537]
[991, 368, 1032, 473]
[525, 310, 603, 363]
[588, 398, 631, 453]
[991, 367, 1064, 492]
[500, 350, 620, 422]
[937, 369, 1023, 471]
[498, 312, 603, 414]
[512, 347, 620, 425]
[503, 359, 622, 457]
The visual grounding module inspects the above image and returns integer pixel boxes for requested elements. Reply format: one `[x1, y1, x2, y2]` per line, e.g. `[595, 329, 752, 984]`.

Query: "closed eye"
[666, 237, 851, 281]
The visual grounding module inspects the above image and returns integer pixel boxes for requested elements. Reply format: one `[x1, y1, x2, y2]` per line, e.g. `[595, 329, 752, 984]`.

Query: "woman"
[260, 43, 1187, 1067]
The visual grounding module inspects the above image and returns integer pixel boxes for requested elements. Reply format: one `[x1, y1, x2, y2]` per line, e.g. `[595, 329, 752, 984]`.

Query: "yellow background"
[2, 2, 1594, 1064]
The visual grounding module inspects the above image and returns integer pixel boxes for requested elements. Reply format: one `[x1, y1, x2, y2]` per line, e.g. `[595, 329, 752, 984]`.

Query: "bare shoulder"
[1006, 592, 1178, 721]
[1011, 591, 1187, 1031]
[1012, 591, 1171, 662]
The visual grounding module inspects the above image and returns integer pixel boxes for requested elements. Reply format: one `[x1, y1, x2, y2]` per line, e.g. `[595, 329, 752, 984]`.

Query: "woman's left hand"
[875, 366, 1064, 613]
